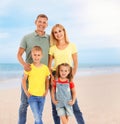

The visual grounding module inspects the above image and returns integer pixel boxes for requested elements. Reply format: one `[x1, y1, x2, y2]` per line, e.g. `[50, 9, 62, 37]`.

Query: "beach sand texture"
[0, 73, 120, 124]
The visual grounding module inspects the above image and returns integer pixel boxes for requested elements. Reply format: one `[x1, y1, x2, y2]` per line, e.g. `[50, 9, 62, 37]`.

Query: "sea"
[0, 63, 120, 89]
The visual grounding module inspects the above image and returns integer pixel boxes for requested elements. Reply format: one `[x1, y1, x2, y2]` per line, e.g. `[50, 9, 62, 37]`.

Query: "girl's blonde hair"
[50, 24, 69, 46]
[56, 63, 73, 82]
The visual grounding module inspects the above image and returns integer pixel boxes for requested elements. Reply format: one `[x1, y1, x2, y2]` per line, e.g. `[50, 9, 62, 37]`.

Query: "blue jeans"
[73, 100, 85, 124]
[52, 99, 85, 124]
[28, 96, 45, 124]
[18, 86, 29, 124]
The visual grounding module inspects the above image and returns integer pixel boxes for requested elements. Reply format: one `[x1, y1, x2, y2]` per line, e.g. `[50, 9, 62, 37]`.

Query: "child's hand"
[26, 92, 31, 98]
[52, 99, 58, 105]
[43, 90, 48, 96]
[68, 100, 75, 106]
[23, 63, 31, 71]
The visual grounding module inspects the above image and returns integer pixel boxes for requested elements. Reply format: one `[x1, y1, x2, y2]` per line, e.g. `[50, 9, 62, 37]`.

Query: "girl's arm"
[68, 87, 76, 105]
[22, 74, 31, 98]
[72, 53, 78, 76]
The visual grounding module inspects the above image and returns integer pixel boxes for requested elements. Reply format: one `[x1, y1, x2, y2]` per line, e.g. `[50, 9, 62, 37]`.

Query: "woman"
[48, 24, 85, 124]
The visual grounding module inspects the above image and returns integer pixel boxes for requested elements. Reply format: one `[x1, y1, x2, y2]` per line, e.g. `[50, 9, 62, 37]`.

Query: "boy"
[22, 46, 50, 124]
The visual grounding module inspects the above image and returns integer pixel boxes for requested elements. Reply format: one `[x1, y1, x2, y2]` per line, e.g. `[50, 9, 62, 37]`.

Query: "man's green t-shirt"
[20, 32, 50, 65]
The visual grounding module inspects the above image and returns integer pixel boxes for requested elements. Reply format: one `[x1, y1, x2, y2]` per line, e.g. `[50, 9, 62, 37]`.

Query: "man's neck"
[35, 30, 45, 36]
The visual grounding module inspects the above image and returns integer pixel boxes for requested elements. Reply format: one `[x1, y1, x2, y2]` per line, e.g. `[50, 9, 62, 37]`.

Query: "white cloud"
[0, 0, 15, 15]
[61, 0, 120, 48]
[1, 0, 120, 34]
[0, 0, 120, 62]
[0, 32, 10, 38]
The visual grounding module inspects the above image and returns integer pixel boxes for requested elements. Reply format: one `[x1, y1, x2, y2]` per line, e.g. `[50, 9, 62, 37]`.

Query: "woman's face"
[53, 27, 64, 41]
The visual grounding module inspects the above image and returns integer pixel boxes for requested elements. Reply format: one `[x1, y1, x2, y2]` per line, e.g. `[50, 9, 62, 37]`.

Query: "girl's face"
[59, 65, 70, 79]
[53, 27, 64, 41]
[31, 50, 42, 64]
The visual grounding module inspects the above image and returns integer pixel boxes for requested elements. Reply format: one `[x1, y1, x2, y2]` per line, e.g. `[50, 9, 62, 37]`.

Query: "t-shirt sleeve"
[19, 36, 27, 49]
[69, 81, 75, 89]
[45, 66, 50, 76]
[49, 46, 54, 55]
[52, 80, 56, 91]
[24, 70, 29, 75]
[71, 43, 77, 54]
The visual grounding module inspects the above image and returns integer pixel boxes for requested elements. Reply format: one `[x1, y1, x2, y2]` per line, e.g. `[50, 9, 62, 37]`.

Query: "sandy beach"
[0, 73, 120, 124]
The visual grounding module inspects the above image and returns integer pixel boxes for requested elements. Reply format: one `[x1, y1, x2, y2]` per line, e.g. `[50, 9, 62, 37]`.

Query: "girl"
[51, 63, 76, 124]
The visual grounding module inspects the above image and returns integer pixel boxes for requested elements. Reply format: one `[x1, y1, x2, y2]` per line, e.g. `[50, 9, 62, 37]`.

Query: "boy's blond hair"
[32, 46, 43, 53]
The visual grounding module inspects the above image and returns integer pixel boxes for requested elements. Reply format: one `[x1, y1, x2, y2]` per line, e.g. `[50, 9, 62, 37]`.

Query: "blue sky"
[0, 0, 120, 65]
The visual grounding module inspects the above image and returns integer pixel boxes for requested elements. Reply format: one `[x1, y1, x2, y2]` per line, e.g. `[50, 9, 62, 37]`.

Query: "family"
[17, 14, 85, 124]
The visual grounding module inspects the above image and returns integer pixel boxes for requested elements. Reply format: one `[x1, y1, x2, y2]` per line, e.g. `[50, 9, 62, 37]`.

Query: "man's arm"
[17, 47, 31, 71]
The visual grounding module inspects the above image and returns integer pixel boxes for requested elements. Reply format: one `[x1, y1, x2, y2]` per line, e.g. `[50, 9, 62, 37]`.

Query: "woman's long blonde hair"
[50, 24, 69, 46]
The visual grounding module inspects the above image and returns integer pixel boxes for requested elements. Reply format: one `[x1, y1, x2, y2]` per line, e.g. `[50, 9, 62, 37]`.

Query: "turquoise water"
[0, 63, 120, 89]
[0, 63, 23, 80]
[0, 63, 120, 80]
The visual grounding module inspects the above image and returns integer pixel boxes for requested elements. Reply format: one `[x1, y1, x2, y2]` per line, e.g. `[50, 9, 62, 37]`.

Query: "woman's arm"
[48, 54, 55, 84]
[48, 54, 54, 74]
[72, 53, 78, 76]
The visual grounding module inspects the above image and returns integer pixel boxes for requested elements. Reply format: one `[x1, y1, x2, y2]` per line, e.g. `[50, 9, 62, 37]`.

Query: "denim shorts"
[57, 105, 73, 116]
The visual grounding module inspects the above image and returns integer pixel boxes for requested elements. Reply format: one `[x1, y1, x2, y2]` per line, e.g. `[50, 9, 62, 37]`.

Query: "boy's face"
[59, 65, 70, 79]
[35, 17, 48, 32]
[31, 50, 42, 63]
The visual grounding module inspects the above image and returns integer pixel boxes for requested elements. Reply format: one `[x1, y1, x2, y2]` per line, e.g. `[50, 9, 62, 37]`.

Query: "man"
[17, 14, 49, 124]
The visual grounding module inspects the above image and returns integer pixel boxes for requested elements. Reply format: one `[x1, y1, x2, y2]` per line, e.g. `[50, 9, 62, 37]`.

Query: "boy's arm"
[51, 86, 58, 105]
[43, 77, 50, 96]
[22, 74, 31, 98]
[17, 47, 31, 71]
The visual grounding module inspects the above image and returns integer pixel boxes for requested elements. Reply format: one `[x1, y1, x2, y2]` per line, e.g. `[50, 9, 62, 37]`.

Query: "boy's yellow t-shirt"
[24, 64, 50, 96]
[49, 43, 77, 70]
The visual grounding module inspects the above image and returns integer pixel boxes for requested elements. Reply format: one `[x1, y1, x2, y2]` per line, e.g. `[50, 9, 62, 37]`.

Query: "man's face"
[35, 17, 48, 32]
